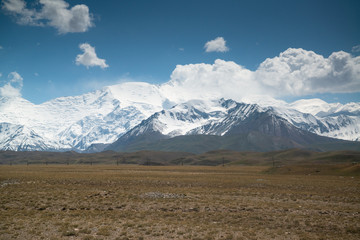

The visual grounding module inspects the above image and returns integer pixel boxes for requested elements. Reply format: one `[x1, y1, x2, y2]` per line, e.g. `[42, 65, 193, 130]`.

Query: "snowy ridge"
[116, 99, 271, 140]
[239, 96, 360, 142]
[289, 98, 360, 117]
[0, 122, 51, 151]
[112, 98, 360, 147]
[155, 99, 229, 136]
[58, 106, 146, 151]
[0, 82, 359, 152]
[188, 100, 267, 136]
[0, 82, 171, 151]
[282, 99, 360, 141]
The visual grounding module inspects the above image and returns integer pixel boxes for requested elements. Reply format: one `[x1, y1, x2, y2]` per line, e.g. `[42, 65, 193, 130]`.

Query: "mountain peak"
[106, 82, 165, 107]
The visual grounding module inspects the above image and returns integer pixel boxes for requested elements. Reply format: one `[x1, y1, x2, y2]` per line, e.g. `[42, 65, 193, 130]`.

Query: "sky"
[0, 0, 359, 104]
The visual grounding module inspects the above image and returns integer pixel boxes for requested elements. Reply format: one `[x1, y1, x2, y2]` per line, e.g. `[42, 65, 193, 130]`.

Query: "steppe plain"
[0, 162, 359, 240]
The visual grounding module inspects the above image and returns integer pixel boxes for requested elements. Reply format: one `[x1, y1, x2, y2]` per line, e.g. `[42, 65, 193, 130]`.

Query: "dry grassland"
[0, 165, 359, 239]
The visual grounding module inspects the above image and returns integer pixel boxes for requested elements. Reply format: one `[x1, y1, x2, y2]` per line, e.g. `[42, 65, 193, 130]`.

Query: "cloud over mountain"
[2, 0, 93, 34]
[0, 72, 23, 98]
[160, 59, 256, 102]
[160, 48, 360, 102]
[256, 48, 360, 96]
[75, 43, 109, 69]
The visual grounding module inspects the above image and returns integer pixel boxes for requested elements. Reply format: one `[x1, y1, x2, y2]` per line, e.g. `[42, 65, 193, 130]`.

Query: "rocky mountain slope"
[108, 99, 348, 153]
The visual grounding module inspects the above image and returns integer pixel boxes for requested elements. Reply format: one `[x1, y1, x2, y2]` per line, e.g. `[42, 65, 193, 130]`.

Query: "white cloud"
[0, 46, 3, 50]
[2, 0, 93, 34]
[255, 48, 360, 96]
[160, 48, 360, 102]
[352, 45, 360, 53]
[1, 0, 39, 25]
[0, 72, 23, 98]
[160, 59, 258, 103]
[75, 43, 109, 69]
[204, 37, 229, 53]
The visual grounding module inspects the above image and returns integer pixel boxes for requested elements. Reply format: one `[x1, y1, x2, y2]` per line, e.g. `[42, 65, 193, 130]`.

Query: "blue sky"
[0, 0, 360, 104]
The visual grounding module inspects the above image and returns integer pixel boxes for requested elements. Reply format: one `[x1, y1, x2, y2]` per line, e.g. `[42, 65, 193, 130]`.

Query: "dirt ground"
[0, 165, 359, 239]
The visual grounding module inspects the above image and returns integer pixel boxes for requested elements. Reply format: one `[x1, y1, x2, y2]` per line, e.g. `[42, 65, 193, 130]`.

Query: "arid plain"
[0, 164, 359, 240]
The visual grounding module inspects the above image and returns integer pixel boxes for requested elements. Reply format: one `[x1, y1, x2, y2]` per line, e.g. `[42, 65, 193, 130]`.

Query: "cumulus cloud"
[160, 59, 258, 102]
[352, 45, 360, 53]
[160, 48, 360, 102]
[0, 72, 23, 98]
[2, 0, 93, 34]
[204, 37, 229, 53]
[255, 48, 360, 96]
[75, 43, 109, 69]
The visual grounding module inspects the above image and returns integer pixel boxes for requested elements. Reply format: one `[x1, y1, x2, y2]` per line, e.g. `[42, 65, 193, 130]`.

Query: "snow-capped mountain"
[239, 96, 360, 142]
[0, 81, 359, 152]
[0, 82, 170, 151]
[108, 98, 344, 152]
[110, 98, 360, 141]
[110, 99, 335, 148]
[112, 99, 230, 146]
[289, 98, 360, 117]
[283, 99, 360, 141]
[0, 122, 50, 151]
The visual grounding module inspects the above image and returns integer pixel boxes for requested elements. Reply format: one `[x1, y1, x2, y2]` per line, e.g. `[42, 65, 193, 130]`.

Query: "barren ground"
[0, 165, 359, 239]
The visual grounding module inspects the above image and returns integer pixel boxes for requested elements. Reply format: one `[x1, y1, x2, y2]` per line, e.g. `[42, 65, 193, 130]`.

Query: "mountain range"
[0, 82, 359, 153]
